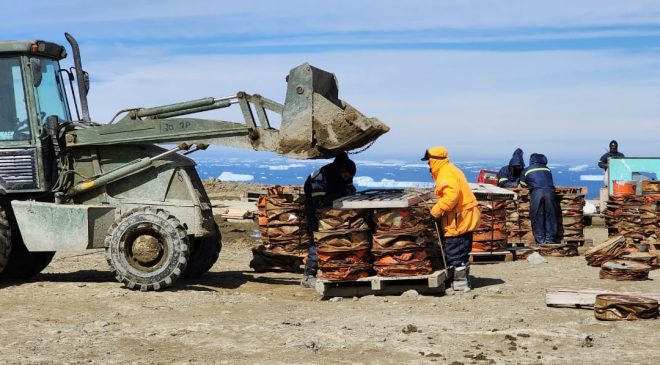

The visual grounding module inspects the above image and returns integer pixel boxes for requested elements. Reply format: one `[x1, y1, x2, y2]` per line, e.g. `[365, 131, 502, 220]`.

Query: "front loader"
[0, 33, 389, 290]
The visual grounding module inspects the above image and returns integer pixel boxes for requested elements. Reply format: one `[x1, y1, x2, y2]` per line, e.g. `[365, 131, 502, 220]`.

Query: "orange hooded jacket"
[426, 146, 481, 237]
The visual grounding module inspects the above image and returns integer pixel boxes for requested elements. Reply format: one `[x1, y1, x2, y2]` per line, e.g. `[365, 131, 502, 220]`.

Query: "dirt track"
[1, 221, 659, 364]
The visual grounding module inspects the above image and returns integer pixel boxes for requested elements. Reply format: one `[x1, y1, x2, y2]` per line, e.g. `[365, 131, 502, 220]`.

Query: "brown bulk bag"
[471, 240, 508, 252]
[594, 294, 659, 321]
[249, 245, 304, 273]
[539, 243, 579, 257]
[585, 236, 627, 266]
[318, 249, 371, 267]
[315, 229, 370, 252]
[372, 207, 430, 232]
[319, 263, 372, 281]
[599, 260, 651, 281]
[372, 230, 426, 251]
[316, 209, 370, 231]
[373, 260, 433, 277]
[619, 251, 659, 269]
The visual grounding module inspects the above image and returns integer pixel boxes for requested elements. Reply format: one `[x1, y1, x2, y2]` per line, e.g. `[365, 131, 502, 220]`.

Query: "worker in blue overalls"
[497, 148, 525, 188]
[519, 153, 559, 244]
[301, 152, 357, 288]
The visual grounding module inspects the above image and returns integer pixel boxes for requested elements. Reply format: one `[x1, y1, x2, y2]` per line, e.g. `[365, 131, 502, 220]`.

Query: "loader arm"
[64, 63, 389, 160]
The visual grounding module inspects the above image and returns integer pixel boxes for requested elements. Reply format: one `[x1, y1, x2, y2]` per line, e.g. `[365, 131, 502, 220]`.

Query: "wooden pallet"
[506, 246, 536, 260]
[469, 250, 513, 264]
[315, 270, 447, 298]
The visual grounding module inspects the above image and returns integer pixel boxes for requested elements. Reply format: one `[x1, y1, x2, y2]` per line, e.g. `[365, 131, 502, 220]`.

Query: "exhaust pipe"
[64, 33, 91, 123]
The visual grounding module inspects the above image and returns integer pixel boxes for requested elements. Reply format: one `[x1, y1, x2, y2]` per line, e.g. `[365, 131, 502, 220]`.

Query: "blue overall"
[497, 148, 525, 188]
[520, 154, 559, 244]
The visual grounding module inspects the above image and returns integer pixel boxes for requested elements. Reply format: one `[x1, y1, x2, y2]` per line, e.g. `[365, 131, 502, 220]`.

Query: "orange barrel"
[612, 181, 636, 196]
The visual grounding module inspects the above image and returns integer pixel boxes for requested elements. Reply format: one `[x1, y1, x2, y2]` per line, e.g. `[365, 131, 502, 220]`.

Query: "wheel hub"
[131, 235, 162, 265]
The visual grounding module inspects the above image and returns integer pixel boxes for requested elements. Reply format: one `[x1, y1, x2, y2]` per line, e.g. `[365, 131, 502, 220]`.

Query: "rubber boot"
[300, 260, 318, 289]
[451, 265, 471, 292]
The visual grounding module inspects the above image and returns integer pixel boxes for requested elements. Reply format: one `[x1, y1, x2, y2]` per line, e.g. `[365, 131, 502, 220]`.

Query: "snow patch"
[217, 172, 254, 182]
[569, 164, 589, 172]
[580, 175, 604, 181]
[260, 163, 305, 171]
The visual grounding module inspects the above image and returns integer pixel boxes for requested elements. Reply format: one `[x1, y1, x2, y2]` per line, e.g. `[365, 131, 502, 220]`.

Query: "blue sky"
[3, 1, 659, 163]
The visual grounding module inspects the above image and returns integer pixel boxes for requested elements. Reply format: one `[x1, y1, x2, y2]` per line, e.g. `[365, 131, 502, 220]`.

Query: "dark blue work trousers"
[530, 188, 559, 244]
[445, 232, 473, 268]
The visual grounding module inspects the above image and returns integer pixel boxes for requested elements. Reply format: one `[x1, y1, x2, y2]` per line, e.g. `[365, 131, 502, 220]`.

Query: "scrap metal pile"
[556, 187, 587, 239]
[371, 207, 436, 277]
[473, 200, 509, 252]
[604, 193, 660, 245]
[250, 186, 309, 272]
[315, 209, 372, 280]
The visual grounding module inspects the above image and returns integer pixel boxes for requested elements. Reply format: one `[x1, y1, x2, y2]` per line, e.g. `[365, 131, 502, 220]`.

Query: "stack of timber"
[250, 186, 309, 272]
[315, 208, 372, 281]
[472, 200, 508, 252]
[555, 186, 587, 240]
[604, 193, 660, 246]
[505, 188, 534, 245]
[371, 206, 435, 277]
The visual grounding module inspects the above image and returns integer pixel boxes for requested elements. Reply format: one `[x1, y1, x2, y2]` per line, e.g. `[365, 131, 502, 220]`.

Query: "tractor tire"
[183, 223, 222, 278]
[105, 207, 189, 291]
[0, 207, 11, 274]
[0, 241, 55, 279]
[0, 206, 55, 279]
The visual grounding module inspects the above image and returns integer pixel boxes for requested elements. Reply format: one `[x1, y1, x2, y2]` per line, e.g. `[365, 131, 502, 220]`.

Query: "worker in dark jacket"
[301, 152, 357, 287]
[598, 140, 624, 171]
[519, 153, 559, 244]
[598, 140, 625, 186]
[497, 148, 525, 188]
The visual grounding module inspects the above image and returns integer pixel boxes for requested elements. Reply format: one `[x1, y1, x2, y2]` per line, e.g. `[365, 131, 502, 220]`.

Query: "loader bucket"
[277, 63, 390, 159]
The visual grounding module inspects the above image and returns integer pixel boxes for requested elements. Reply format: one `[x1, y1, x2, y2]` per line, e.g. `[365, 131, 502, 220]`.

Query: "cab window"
[0, 57, 30, 141]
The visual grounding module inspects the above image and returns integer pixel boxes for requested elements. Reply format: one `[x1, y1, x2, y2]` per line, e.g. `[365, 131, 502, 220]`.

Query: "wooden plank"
[315, 270, 447, 298]
[545, 287, 660, 308]
[333, 189, 434, 209]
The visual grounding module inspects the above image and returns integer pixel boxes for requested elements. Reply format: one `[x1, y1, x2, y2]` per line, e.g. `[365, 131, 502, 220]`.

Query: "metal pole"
[434, 220, 448, 270]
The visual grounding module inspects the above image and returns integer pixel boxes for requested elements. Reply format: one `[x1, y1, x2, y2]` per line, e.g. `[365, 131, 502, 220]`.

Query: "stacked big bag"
[472, 200, 508, 252]
[555, 187, 587, 240]
[315, 209, 372, 280]
[250, 186, 309, 272]
[371, 207, 436, 277]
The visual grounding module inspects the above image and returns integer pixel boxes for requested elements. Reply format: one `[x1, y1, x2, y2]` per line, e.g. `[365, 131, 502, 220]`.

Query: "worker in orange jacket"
[422, 146, 481, 291]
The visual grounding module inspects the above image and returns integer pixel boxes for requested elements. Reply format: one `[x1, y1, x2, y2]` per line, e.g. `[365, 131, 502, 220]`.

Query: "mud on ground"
[1, 215, 659, 364]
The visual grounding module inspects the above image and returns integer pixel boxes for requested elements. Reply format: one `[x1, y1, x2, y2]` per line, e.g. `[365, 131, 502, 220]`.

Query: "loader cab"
[0, 40, 70, 193]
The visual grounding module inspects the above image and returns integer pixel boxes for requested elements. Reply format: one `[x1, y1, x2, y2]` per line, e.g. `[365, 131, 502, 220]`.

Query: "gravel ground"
[1, 218, 659, 364]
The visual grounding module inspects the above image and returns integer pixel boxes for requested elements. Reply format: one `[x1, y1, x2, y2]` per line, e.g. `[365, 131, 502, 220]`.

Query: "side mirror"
[30, 58, 43, 87]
